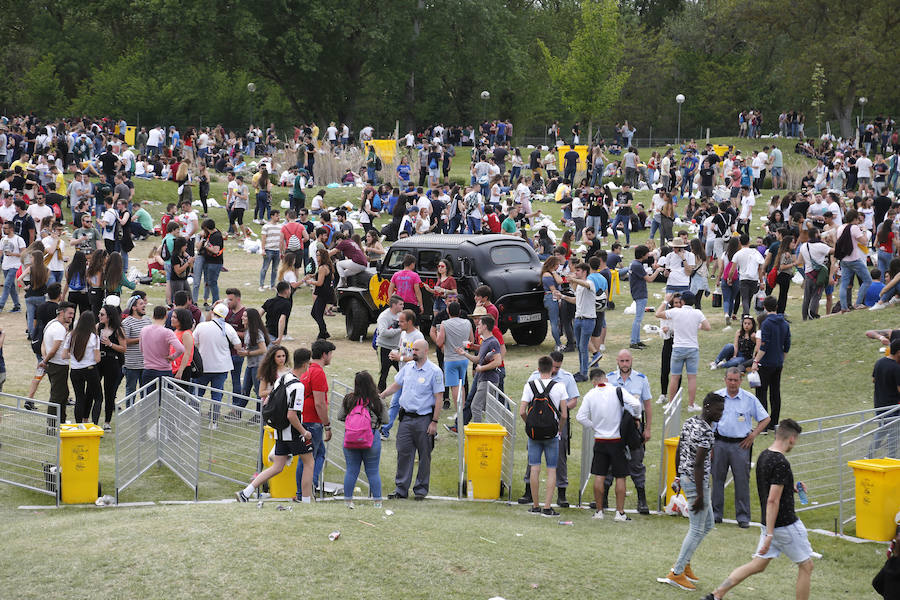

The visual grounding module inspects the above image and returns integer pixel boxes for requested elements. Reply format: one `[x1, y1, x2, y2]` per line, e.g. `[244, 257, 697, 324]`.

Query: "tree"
[540, 0, 630, 142]
[810, 64, 826, 138]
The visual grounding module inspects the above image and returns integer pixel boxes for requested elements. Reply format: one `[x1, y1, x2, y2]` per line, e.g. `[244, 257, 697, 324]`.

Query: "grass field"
[0, 137, 889, 599]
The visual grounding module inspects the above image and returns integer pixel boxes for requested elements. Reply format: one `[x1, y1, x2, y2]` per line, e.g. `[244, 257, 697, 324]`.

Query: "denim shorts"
[666, 284, 690, 295]
[754, 520, 813, 563]
[670, 346, 700, 375]
[527, 437, 559, 468]
[770, 166, 783, 178]
[444, 359, 468, 388]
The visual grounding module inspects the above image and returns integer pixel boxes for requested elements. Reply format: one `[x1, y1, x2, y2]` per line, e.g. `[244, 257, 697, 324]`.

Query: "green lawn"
[0, 138, 890, 599]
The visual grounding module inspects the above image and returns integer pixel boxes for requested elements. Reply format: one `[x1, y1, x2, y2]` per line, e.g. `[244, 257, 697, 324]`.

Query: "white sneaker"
[592, 510, 604, 520]
[599, 344, 606, 352]
[656, 394, 667, 405]
[890, 297, 900, 305]
[870, 302, 887, 311]
[614, 511, 632, 522]
[709, 361, 718, 370]
[258, 286, 265, 292]
[687, 404, 703, 413]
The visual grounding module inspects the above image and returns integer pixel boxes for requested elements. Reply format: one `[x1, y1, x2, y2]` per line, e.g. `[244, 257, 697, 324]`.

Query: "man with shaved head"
[380, 339, 444, 500]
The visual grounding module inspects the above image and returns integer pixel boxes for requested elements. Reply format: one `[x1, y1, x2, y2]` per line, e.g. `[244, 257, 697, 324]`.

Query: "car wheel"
[344, 298, 370, 341]
[510, 320, 548, 346]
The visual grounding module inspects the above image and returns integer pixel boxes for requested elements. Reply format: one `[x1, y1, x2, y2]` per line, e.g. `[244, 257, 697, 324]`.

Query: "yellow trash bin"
[663, 436, 684, 506]
[59, 423, 104, 504]
[262, 426, 298, 499]
[464, 423, 508, 499]
[848, 458, 900, 541]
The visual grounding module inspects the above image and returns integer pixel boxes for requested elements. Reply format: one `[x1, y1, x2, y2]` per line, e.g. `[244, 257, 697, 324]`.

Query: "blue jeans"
[193, 371, 228, 422]
[573, 317, 595, 376]
[259, 250, 280, 287]
[25, 294, 46, 338]
[49, 270, 64, 284]
[192, 254, 206, 303]
[296, 422, 325, 492]
[839, 258, 872, 309]
[630, 297, 647, 344]
[680, 169, 694, 199]
[611, 214, 630, 244]
[467, 216, 481, 235]
[877, 249, 892, 283]
[366, 166, 376, 184]
[649, 218, 661, 240]
[722, 280, 739, 316]
[544, 293, 562, 346]
[343, 435, 382, 500]
[241, 365, 260, 404]
[586, 215, 604, 235]
[230, 355, 244, 396]
[0, 268, 20, 310]
[124, 367, 142, 402]
[255, 191, 271, 221]
[381, 391, 402, 436]
[674, 479, 714, 574]
[590, 167, 603, 187]
[715, 344, 749, 368]
[205, 263, 223, 302]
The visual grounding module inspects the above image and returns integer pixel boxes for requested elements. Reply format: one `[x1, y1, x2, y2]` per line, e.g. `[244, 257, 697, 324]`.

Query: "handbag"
[617, 387, 642, 451]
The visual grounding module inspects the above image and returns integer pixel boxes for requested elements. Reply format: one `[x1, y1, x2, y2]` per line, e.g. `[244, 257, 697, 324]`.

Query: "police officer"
[603, 348, 653, 514]
[711, 367, 771, 527]
[517, 350, 580, 507]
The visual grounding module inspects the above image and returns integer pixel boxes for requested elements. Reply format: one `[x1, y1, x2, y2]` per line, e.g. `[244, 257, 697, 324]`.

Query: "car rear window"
[490, 245, 532, 265]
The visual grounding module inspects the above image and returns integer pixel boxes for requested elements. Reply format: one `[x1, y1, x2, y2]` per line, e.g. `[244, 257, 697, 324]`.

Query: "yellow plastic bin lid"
[464, 423, 508, 436]
[59, 423, 105, 438]
[848, 458, 900, 471]
[664, 436, 680, 447]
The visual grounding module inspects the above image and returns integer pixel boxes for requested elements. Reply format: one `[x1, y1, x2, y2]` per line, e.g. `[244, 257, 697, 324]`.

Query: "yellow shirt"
[55, 173, 67, 196]
[10, 159, 29, 173]
[311, 125, 319, 140]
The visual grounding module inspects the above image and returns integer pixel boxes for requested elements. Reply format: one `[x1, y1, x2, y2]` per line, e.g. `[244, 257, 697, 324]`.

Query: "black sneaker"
[527, 506, 542, 515]
[235, 491, 249, 502]
[24, 402, 36, 411]
[387, 492, 406, 500]
[442, 399, 450, 410]
[541, 507, 560, 517]
[630, 342, 647, 349]
[573, 373, 588, 382]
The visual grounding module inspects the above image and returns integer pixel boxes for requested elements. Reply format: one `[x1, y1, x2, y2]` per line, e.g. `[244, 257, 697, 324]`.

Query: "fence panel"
[656, 389, 683, 511]
[115, 380, 160, 498]
[0, 395, 60, 502]
[322, 378, 369, 497]
[485, 383, 516, 503]
[158, 384, 200, 498]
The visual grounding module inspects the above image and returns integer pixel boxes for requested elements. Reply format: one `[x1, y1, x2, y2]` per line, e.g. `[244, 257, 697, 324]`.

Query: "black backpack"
[261, 374, 296, 431]
[617, 387, 643, 450]
[160, 239, 171, 262]
[833, 224, 855, 261]
[525, 380, 559, 440]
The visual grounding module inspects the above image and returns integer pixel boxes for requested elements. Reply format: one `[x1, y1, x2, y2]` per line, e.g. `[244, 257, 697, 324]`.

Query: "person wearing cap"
[122, 295, 150, 398]
[660, 237, 695, 294]
[193, 302, 243, 428]
[711, 367, 770, 528]
[656, 291, 710, 411]
[399, 205, 418, 238]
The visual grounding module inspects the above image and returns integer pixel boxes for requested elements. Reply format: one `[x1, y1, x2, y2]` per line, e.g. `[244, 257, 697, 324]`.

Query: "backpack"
[617, 387, 643, 451]
[160, 239, 171, 262]
[374, 156, 383, 171]
[261, 374, 296, 431]
[524, 380, 560, 440]
[285, 224, 303, 252]
[428, 158, 437, 170]
[343, 397, 374, 449]
[833, 224, 854, 261]
[185, 335, 204, 379]
[372, 194, 382, 211]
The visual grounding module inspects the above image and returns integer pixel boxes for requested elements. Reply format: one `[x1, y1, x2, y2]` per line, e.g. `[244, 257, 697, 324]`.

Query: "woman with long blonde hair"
[175, 158, 193, 205]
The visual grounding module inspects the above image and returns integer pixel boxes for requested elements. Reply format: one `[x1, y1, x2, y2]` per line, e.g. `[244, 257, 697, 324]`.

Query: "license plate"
[518, 313, 542, 323]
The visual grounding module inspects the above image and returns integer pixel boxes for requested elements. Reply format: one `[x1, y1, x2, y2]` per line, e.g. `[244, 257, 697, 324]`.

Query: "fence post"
[457, 384, 465, 499]
[837, 428, 844, 536]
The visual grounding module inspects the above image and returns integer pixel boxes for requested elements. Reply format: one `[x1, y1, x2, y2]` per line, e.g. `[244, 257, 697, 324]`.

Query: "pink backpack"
[343, 398, 374, 449]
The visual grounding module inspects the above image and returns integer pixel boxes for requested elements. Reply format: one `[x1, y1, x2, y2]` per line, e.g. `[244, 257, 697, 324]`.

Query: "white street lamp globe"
[247, 82, 256, 93]
[859, 96, 867, 105]
[675, 94, 685, 104]
[480, 91, 490, 100]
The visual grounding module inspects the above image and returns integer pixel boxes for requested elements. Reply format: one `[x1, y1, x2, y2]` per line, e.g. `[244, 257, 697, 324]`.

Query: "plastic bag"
[792, 271, 804, 285]
[664, 494, 689, 517]
[623, 301, 636, 315]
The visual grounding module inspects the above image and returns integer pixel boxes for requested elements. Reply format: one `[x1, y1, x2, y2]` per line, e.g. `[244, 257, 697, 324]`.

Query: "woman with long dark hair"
[710, 314, 759, 371]
[86, 249, 107, 316]
[103, 251, 135, 300]
[240, 308, 270, 407]
[422, 259, 457, 317]
[541, 256, 565, 350]
[772, 234, 797, 313]
[17, 248, 49, 340]
[64, 250, 90, 316]
[338, 370, 388, 508]
[721, 237, 742, 325]
[63, 311, 101, 423]
[304, 248, 334, 340]
[170, 237, 194, 299]
[254, 165, 271, 223]
[96, 304, 125, 429]
[876, 220, 894, 283]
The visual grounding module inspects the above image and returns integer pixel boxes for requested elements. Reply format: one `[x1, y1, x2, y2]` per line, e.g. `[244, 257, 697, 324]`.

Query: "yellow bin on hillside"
[59, 423, 104, 504]
[848, 458, 900, 541]
[664, 436, 684, 506]
[262, 426, 298, 499]
[464, 423, 508, 499]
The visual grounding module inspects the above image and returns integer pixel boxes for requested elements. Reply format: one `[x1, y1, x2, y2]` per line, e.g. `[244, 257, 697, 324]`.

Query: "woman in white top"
[63, 310, 101, 423]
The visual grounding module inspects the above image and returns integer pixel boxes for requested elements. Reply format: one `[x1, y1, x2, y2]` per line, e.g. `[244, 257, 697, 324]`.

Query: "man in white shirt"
[519, 355, 569, 517]
[732, 234, 765, 314]
[359, 125, 374, 142]
[655, 291, 711, 411]
[193, 303, 243, 428]
[325, 122, 338, 145]
[576, 368, 641, 521]
[856, 152, 873, 193]
[41, 302, 76, 423]
[0, 221, 25, 311]
[736, 186, 755, 237]
[661, 238, 696, 293]
[197, 130, 210, 160]
[41, 222, 66, 283]
[26, 194, 53, 237]
[98, 196, 119, 254]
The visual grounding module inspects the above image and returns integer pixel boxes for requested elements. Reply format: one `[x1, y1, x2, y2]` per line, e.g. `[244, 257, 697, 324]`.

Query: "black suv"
[336, 234, 547, 345]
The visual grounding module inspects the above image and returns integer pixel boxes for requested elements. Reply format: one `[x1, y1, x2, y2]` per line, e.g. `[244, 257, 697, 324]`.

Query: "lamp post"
[481, 90, 490, 122]
[859, 96, 867, 124]
[248, 82, 256, 129]
[675, 93, 685, 146]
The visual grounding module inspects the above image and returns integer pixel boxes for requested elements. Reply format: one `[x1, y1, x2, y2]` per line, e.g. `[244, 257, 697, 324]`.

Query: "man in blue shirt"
[680, 149, 699, 201]
[712, 368, 771, 527]
[604, 349, 654, 514]
[518, 350, 580, 507]
[751, 295, 791, 432]
[380, 339, 444, 500]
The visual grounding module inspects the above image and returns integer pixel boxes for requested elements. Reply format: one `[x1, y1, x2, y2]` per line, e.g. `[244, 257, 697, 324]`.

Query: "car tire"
[344, 298, 369, 341]
[510, 321, 548, 346]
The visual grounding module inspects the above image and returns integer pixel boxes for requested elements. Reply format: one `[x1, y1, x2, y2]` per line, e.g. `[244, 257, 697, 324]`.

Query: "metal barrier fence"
[322, 378, 369, 498]
[656, 389, 683, 511]
[456, 383, 516, 501]
[115, 377, 263, 501]
[0, 394, 60, 504]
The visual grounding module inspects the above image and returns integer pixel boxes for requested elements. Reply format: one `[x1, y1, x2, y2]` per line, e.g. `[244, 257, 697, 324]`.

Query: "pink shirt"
[140, 324, 185, 371]
[390, 269, 422, 306]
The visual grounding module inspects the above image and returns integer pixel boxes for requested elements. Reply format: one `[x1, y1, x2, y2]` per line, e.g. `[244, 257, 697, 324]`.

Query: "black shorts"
[592, 312, 606, 336]
[275, 436, 313, 456]
[591, 440, 628, 477]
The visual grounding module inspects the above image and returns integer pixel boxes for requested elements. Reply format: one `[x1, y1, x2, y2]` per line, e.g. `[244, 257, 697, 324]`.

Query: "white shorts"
[754, 520, 813, 564]
[711, 238, 725, 258]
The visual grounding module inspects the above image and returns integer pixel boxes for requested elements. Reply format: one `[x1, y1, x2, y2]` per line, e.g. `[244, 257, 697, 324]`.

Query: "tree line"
[2, 0, 896, 140]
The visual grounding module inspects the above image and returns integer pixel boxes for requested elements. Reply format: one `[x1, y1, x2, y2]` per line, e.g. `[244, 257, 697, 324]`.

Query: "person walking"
[63, 311, 101, 424]
[297, 339, 336, 498]
[434, 300, 473, 421]
[796, 227, 833, 320]
[732, 234, 765, 315]
[374, 295, 404, 392]
[659, 392, 726, 591]
[835, 208, 873, 311]
[381, 340, 443, 500]
[559, 261, 600, 382]
[701, 420, 814, 600]
[338, 371, 388, 508]
[303, 248, 334, 340]
[711, 368, 771, 527]
[751, 295, 791, 431]
[656, 291, 711, 411]
[629, 245, 662, 349]
[0, 221, 25, 313]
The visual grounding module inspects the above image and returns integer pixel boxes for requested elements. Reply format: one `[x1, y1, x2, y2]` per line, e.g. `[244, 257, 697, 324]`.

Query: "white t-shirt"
[1, 234, 25, 270]
[574, 278, 599, 319]
[63, 333, 100, 370]
[405, 133, 415, 147]
[0, 202, 15, 223]
[799, 241, 830, 274]
[416, 196, 431, 213]
[733, 246, 765, 281]
[829, 202, 845, 227]
[44, 320, 70, 366]
[101, 208, 119, 240]
[193, 318, 241, 373]
[662, 250, 696, 287]
[738, 193, 755, 220]
[838, 223, 866, 262]
[856, 157, 873, 179]
[177, 211, 199, 238]
[28, 204, 54, 235]
[341, 125, 349, 138]
[277, 373, 306, 441]
[664, 306, 706, 349]
[326, 126, 338, 141]
[576, 383, 640, 439]
[571, 195, 585, 219]
[197, 133, 209, 150]
[399, 329, 425, 361]
[41, 236, 66, 271]
[311, 195, 324, 211]
[858, 206, 872, 230]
